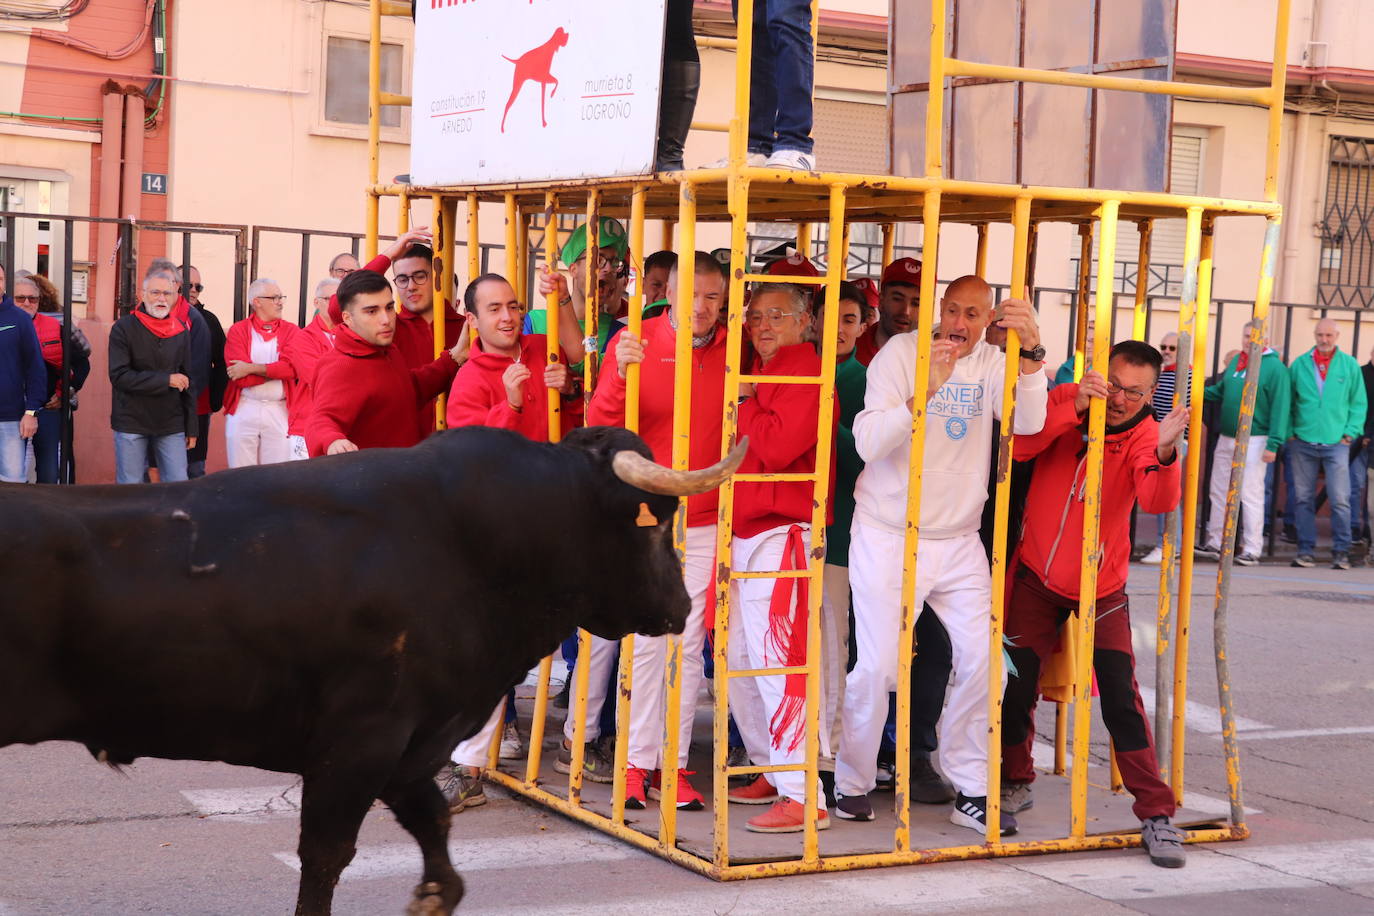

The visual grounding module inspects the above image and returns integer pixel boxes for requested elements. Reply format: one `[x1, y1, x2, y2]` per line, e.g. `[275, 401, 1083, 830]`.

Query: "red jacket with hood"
[1014, 383, 1182, 600]
[586, 314, 727, 528]
[282, 314, 336, 437]
[305, 325, 459, 456]
[445, 333, 580, 441]
[222, 317, 300, 418]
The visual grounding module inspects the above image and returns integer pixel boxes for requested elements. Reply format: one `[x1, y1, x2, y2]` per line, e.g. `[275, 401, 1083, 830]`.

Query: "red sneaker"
[727, 775, 779, 805]
[746, 798, 830, 833]
[648, 769, 705, 811]
[623, 766, 650, 810]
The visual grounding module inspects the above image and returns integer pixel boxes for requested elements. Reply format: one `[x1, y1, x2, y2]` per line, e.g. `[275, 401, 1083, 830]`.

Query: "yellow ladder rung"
[726, 763, 811, 776]
[739, 273, 830, 286]
[730, 569, 812, 580]
[379, 92, 412, 107]
[737, 374, 823, 385]
[728, 665, 809, 677]
[690, 121, 730, 133]
[733, 472, 818, 483]
[379, 0, 412, 16]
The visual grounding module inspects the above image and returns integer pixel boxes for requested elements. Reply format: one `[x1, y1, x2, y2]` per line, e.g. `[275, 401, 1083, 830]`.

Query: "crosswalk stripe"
[1137, 685, 1273, 734]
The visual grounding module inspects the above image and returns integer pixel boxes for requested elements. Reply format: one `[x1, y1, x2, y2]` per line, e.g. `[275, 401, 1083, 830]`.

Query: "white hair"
[248, 278, 280, 300]
[314, 277, 340, 300]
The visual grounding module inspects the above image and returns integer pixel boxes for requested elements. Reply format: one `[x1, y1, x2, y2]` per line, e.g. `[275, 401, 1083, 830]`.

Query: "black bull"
[2, 425, 746, 915]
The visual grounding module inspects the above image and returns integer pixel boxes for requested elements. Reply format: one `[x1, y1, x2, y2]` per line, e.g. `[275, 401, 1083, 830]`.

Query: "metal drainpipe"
[121, 91, 145, 225]
[94, 88, 124, 320]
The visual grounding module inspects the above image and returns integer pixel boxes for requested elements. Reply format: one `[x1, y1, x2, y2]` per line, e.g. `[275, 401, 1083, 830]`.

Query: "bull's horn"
[612, 438, 749, 497]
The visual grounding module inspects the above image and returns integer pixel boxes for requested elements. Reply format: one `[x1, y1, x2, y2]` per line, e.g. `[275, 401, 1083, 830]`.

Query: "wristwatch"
[1019, 344, 1046, 361]
[23, 409, 37, 417]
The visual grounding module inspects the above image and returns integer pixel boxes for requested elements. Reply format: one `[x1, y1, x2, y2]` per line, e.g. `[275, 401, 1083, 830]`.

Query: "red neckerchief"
[1314, 347, 1334, 380]
[133, 306, 186, 339]
[173, 296, 192, 325]
[765, 525, 810, 754]
[251, 313, 280, 341]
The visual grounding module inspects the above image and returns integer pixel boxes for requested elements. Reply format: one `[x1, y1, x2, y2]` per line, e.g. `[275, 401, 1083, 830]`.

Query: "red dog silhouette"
[500, 27, 569, 133]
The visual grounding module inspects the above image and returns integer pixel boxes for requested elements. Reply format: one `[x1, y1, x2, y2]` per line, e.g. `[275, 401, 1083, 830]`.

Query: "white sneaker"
[1140, 545, 1163, 565]
[498, 722, 525, 760]
[702, 152, 767, 168]
[764, 148, 816, 171]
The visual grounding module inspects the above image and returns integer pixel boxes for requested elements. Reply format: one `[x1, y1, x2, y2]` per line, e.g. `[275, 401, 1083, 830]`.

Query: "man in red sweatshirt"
[283, 277, 339, 460]
[305, 270, 465, 457]
[1001, 340, 1189, 868]
[586, 251, 729, 812]
[724, 282, 834, 834]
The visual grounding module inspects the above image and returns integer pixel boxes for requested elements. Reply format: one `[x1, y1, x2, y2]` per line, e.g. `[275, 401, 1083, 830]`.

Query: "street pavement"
[3, 560, 1374, 915]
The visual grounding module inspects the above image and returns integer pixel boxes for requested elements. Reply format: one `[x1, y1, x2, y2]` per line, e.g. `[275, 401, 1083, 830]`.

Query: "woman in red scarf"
[223, 279, 299, 467]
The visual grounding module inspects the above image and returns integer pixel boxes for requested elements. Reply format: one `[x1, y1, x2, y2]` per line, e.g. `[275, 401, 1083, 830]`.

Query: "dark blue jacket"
[0, 298, 45, 421]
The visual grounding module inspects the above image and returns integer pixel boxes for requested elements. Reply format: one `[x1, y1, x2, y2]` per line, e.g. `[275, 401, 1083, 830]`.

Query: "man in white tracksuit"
[834, 275, 1048, 834]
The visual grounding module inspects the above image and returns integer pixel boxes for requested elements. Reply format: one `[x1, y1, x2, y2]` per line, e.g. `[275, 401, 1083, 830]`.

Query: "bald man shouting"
[835, 275, 1048, 835]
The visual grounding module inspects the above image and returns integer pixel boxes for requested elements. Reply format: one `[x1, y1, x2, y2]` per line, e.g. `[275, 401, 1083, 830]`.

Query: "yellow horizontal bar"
[942, 58, 1275, 106]
[379, 0, 411, 15]
[740, 273, 830, 285]
[691, 121, 731, 133]
[733, 472, 818, 482]
[729, 665, 809, 677]
[731, 569, 812, 580]
[737, 374, 823, 385]
[727, 763, 813, 776]
[697, 35, 738, 50]
[379, 92, 412, 107]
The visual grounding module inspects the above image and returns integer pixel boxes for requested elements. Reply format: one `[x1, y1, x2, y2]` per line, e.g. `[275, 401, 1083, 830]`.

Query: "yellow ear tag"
[636, 503, 659, 527]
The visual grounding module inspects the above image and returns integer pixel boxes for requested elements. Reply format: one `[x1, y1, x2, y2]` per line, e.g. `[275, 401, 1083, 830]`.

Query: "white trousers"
[837, 523, 997, 799]
[727, 524, 826, 806]
[627, 525, 714, 770]
[563, 633, 618, 744]
[225, 397, 290, 468]
[451, 700, 505, 768]
[288, 434, 309, 461]
[1206, 434, 1267, 557]
[819, 563, 851, 771]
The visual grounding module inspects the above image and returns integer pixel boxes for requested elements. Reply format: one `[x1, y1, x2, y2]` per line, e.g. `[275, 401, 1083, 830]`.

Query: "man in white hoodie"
[834, 275, 1048, 835]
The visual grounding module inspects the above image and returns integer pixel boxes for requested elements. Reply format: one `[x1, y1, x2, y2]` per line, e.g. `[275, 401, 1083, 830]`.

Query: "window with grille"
[325, 37, 403, 127]
[1319, 137, 1374, 310]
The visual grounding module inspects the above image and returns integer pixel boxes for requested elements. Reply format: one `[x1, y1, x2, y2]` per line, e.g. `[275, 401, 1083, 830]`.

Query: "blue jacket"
[0, 298, 45, 421]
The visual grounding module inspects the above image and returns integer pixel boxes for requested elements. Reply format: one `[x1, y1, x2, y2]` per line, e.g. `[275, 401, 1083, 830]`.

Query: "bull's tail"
[502, 55, 517, 63]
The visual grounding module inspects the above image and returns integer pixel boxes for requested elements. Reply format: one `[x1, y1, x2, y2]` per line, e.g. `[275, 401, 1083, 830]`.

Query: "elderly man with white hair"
[223, 278, 299, 467]
[283, 277, 341, 460]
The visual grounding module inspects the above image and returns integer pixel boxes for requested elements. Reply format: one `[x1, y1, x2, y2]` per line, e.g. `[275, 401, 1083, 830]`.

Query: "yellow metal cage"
[363, 0, 1288, 879]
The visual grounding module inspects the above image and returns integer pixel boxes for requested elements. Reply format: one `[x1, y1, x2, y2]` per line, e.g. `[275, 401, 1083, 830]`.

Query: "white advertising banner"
[411, 0, 666, 186]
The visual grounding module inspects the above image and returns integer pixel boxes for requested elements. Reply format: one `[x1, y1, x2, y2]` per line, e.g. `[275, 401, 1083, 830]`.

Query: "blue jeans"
[1350, 447, 1368, 540]
[33, 407, 60, 484]
[1282, 445, 1296, 528]
[114, 431, 187, 484]
[735, 0, 814, 155]
[0, 420, 25, 482]
[1290, 439, 1352, 554]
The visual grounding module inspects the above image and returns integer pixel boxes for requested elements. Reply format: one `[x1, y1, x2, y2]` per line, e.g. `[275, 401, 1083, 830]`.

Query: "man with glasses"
[0, 263, 45, 482]
[1141, 331, 1180, 564]
[107, 268, 198, 484]
[183, 266, 227, 478]
[222, 279, 300, 467]
[1000, 341, 1189, 868]
[328, 252, 359, 279]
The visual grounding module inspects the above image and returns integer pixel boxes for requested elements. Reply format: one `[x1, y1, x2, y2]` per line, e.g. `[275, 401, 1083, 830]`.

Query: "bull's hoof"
[404, 881, 456, 916]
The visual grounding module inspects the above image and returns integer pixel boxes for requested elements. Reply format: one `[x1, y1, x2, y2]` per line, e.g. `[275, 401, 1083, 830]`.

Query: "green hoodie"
[1202, 349, 1291, 453]
[1288, 346, 1368, 445]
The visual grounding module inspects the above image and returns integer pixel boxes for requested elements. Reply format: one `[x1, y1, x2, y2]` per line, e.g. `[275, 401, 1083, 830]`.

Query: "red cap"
[765, 254, 821, 278]
[853, 277, 880, 313]
[881, 257, 922, 287]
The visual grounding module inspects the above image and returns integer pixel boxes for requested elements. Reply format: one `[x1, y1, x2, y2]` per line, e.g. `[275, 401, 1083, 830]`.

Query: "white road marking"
[1029, 740, 1258, 814]
[273, 831, 640, 881]
[1137, 685, 1272, 734]
[1237, 725, 1374, 741]
[181, 784, 301, 820]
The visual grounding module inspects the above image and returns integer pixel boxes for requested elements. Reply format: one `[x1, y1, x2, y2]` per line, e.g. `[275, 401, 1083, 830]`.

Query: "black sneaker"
[1281, 524, 1299, 544]
[1333, 552, 1352, 570]
[834, 792, 875, 821]
[552, 737, 615, 783]
[1194, 545, 1221, 561]
[819, 769, 837, 809]
[1141, 815, 1187, 868]
[1291, 554, 1316, 568]
[552, 678, 571, 709]
[950, 792, 1017, 836]
[910, 756, 956, 805]
[1234, 552, 1260, 566]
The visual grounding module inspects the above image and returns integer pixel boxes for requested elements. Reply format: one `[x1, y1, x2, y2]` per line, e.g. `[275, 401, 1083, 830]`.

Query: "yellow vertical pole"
[1133, 220, 1153, 340]
[881, 222, 895, 271]
[1069, 198, 1118, 839]
[433, 195, 454, 429]
[796, 222, 812, 260]
[1053, 706, 1067, 774]
[730, 0, 755, 168]
[975, 223, 990, 279]
[661, 219, 675, 255]
[1073, 224, 1093, 382]
[984, 195, 1030, 844]
[517, 211, 532, 305]
[894, 189, 941, 854]
[504, 194, 519, 291]
[365, 0, 381, 259]
[658, 182, 696, 851]
[610, 185, 647, 827]
[1171, 210, 1210, 803]
[466, 194, 481, 297]
[1110, 743, 1125, 793]
[584, 191, 602, 397]
[1263, 0, 1292, 203]
[398, 190, 410, 235]
[712, 173, 750, 869]
[544, 192, 562, 438]
[924, 0, 947, 178]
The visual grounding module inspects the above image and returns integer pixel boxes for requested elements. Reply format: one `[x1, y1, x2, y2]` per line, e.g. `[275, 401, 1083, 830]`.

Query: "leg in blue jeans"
[1348, 448, 1368, 541]
[113, 431, 151, 484]
[33, 408, 60, 484]
[736, 0, 814, 155]
[1326, 442, 1352, 553]
[1283, 445, 1297, 528]
[0, 421, 24, 482]
[152, 433, 189, 482]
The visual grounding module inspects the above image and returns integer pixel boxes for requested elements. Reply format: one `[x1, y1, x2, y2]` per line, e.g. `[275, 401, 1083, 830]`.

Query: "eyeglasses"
[188, 283, 204, 293]
[1159, 344, 1176, 351]
[1106, 382, 1150, 402]
[13, 295, 38, 303]
[256, 294, 286, 302]
[329, 268, 351, 278]
[145, 289, 177, 299]
[394, 270, 430, 288]
[745, 307, 802, 328]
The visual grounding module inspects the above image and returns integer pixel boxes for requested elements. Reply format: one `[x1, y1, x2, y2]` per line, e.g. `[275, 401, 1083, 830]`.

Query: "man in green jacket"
[1288, 318, 1368, 569]
[1196, 320, 1290, 565]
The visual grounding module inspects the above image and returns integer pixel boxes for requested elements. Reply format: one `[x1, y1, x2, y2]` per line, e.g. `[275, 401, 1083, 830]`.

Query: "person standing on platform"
[0, 265, 44, 483]
[223, 279, 299, 468]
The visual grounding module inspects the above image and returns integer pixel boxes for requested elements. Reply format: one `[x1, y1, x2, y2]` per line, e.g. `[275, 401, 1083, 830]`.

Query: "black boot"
[655, 59, 700, 172]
